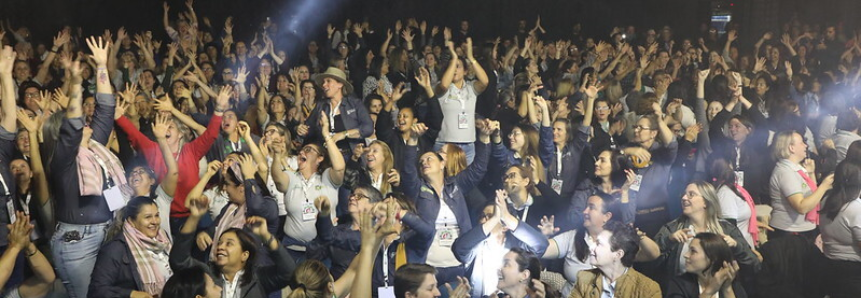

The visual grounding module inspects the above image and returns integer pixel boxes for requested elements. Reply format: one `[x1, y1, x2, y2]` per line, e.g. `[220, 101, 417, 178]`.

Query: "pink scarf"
[797, 170, 820, 225]
[123, 220, 172, 295]
[77, 140, 132, 198]
[734, 184, 759, 243]
[210, 203, 247, 259]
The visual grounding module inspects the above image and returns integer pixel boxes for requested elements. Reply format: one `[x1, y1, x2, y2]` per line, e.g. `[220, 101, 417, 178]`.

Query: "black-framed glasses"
[301, 146, 320, 155]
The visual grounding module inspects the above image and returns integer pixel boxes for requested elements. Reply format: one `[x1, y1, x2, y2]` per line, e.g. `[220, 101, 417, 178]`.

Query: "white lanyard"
[556, 148, 563, 176]
[0, 170, 9, 196]
[735, 147, 741, 169]
[19, 193, 31, 215]
[520, 205, 530, 222]
[330, 101, 340, 132]
[370, 172, 383, 192]
[382, 243, 390, 287]
[230, 140, 242, 153]
[298, 173, 319, 202]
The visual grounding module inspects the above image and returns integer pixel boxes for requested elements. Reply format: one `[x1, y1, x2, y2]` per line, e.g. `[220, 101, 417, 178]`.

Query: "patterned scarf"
[123, 220, 172, 296]
[734, 184, 760, 243]
[210, 203, 247, 259]
[77, 140, 132, 199]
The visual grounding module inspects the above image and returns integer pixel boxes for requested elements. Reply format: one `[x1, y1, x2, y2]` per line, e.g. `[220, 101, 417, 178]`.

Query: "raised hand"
[235, 66, 249, 84]
[0, 46, 16, 76]
[246, 216, 270, 238]
[7, 212, 32, 251]
[671, 228, 692, 243]
[538, 215, 559, 237]
[15, 110, 36, 133]
[387, 169, 401, 187]
[215, 85, 232, 111]
[444, 276, 472, 298]
[152, 113, 171, 140]
[314, 196, 332, 218]
[153, 94, 175, 113]
[238, 153, 256, 180]
[415, 67, 431, 89]
[53, 30, 71, 49]
[465, 37, 474, 59]
[85, 36, 110, 66]
[205, 160, 222, 176]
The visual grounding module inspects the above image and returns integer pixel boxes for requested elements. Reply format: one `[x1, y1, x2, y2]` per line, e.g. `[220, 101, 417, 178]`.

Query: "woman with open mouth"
[271, 113, 346, 261]
[400, 118, 492, 287]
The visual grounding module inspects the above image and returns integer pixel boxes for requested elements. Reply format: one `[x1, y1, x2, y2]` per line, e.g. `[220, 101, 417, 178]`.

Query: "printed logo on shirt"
[347, 109, 356, 115]
[421, 186, 434, 195]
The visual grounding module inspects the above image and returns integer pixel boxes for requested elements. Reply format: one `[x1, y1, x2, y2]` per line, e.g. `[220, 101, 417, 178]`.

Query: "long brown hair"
[513, 124, 546, 182]
[442, 144, 467, 177]
[288, 260, 332, 298]
[369, 140, 395, 194]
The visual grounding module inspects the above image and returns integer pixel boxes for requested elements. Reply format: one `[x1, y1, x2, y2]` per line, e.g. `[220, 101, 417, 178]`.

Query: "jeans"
[434, 142, 476, 165]
[50, 221, 109, 298]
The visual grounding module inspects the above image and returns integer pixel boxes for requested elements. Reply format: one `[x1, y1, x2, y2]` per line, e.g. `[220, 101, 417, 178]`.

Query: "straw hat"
[313, 67, 354, 96]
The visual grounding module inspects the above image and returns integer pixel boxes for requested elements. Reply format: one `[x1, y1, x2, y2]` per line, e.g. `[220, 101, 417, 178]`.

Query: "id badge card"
[438, 227, 457, 247]
[629, 174, 644, 192]
[551, 179, 563, 194]
[457, 113, 469, 129]
[104, 186, 127, 211]
[734, 171, 745, 187]
[6, 199, 15, 224]
[377, 287, 396, 298]
[302, 201, 318, 221]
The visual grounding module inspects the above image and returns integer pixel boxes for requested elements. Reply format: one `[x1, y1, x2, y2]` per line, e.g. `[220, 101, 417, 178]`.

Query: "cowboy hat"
[313, 67, 354, 96]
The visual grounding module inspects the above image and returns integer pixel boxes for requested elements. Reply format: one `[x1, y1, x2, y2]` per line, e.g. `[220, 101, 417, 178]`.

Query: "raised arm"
[653, 102, 675, 145]
[33, 30, 69, 85]
[320, 112, 346, 186]
[152, 114, 179, 196]
[435, 41, 457, 95]
[17, 111, 48, 206]
[465, 38, 489, 94]
[238, 121, 269, 180]
[0, 46, 16, 132]
[153, 92, 206, 135]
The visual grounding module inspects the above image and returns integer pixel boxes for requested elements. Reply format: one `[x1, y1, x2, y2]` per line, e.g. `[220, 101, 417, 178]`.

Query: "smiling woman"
[89, 197, 173, 298]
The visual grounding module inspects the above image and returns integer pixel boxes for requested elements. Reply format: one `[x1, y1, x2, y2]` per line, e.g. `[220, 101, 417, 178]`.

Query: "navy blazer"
[401, 141, 490, 239]
[89, 235, 147, 298]
[303, 94, 374, 146]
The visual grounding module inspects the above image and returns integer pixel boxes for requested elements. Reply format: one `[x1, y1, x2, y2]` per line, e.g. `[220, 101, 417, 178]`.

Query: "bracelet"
[26, 249, 37, 257]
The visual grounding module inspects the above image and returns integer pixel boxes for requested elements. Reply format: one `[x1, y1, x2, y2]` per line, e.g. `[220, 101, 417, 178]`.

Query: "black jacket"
[89, 235, 148, 298]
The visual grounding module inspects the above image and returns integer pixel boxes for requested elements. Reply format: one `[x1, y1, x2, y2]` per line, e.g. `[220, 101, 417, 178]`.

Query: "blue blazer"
[304, 94, 374, 145]
[401, 141, 490, 244]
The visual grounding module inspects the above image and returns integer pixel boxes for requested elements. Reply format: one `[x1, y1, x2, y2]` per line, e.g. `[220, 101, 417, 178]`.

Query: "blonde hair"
[288, 260, 332, 298]
[771, 130, 796, 161]
[678, 181, 725, 235]
[369, 140, 395, 194]
[442, 144, 467, 177]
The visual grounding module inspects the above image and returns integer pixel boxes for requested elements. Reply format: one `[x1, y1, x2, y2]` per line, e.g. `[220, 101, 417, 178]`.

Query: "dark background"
[3, 0, 860, 49]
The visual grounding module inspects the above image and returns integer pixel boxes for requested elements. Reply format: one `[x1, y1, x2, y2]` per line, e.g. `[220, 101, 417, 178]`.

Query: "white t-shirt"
[426, 199, 461, 268]
[154, 186, 174, 240]
[820, 198, 861, 262]
[437, 81, 477, 143]
[203, 188, 230, 220]
[717, 186, 754, 248]
[282, 169, 340, 248]
[266, 156, 298, 216]
[551, 230, 595, 298]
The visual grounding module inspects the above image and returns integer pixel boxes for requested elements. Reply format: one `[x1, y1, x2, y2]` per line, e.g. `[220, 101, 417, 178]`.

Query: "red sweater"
[116, 115, 222, 217]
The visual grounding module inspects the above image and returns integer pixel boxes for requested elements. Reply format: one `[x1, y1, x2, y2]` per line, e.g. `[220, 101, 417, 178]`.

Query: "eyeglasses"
[595, 106, 610, 111]
[264, 128, 282, 135]
[301, 146, 320, 154]
[349, 193, 370, 201]
[24, 93, 38, 99]
[223, 71, 233, 75]
[633, 125, 653, 131]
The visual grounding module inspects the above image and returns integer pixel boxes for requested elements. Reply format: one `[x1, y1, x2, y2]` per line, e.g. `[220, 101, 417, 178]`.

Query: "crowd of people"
[0, 1, 859, 298]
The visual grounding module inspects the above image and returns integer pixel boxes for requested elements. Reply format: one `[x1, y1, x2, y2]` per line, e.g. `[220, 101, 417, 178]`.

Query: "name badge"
[105, 186, 127, 211]
[734, 171, 744, 187]
[551, 179, 563, 194]
[302, 201, 318, 221]
[438, 227, 457, 247]
[458, 113, 469, 129]
[629, 174, 644, 192]
[378, 287, 396, 298]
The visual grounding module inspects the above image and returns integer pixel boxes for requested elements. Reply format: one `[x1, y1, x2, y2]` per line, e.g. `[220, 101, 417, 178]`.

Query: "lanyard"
[0, 170, 9, 196]
[230, 140, 243, 153]
[735, 147, 741, 170]
[329, 101, 340, 132]
[19, 193, 31, 215]
[555, 148, 563, 176]
[382, 243, 390, 287]
[298, 173, 319, 202]
[92, 151, 115, 189]
[370, 172, 383, 191]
